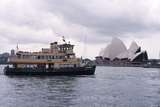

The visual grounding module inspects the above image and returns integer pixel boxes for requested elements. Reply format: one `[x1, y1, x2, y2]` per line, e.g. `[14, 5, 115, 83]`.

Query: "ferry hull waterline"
[4, 37, 96, 76]
[4, 66, 96, 76]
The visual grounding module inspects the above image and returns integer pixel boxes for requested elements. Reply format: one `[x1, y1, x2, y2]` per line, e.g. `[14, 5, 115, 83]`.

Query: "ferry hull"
[4, 66, 96, 76]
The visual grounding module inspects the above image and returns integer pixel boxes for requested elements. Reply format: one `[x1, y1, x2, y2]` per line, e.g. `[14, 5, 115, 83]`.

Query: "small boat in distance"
[4, 38, 96, 76]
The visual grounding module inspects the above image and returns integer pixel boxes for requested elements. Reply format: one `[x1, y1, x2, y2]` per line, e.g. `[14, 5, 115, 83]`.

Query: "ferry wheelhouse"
[4, 41, 96, 75]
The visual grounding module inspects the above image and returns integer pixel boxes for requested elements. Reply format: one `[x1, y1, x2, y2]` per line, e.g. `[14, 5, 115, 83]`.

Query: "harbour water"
[0, 65, 160, 107]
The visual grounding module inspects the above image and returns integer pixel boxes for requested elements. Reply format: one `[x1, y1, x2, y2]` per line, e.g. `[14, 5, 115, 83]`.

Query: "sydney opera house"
[95, 38, 148, 66]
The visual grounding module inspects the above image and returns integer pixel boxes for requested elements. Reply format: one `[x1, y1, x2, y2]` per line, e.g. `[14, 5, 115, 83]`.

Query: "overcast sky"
[1, 0, 160, 59]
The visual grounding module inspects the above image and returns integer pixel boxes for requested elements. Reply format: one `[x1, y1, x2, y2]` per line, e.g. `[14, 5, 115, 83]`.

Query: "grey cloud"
[42, 0, 160, 37]
[1, 0, 160, 45]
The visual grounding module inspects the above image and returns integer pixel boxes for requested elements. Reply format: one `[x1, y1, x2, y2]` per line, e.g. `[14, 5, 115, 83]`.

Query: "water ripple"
[0, 66, 160, 107]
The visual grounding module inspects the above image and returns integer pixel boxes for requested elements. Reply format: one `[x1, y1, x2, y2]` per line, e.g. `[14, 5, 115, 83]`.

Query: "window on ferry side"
[41, 56, 44, 59]
[51, 56, 54, 59]
[59, 56, 62, 59]
[54, 56, 57, 59]
[37, 56, 40, 59]
[48, 56, 51, 59]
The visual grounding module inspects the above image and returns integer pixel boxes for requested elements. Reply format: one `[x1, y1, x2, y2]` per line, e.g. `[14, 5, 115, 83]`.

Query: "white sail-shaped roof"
[128, 41, 139, 53]
[102, 38, 127, 60]
[117, 41, 140, 59]
[99, 38, 147, 61]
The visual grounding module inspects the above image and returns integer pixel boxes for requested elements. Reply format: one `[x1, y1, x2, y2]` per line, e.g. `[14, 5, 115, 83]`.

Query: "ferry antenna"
[16, 43, 19, 52]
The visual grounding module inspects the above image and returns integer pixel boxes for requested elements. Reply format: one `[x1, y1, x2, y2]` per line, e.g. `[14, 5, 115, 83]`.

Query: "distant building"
[0, 52, 10, 64]
[11, 49, 15, 56]
[95, 38, 148, 66]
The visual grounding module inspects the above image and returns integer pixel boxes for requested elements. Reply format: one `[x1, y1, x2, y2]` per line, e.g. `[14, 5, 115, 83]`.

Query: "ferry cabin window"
[49, 56, 52, 59]
[59, 56, 62, 59]
[41, 56, 44, 59]
[54, 56, 57, 59]
[32, 56, 35, 59]
[51, 56, 54, 59]
[46, 56, 50, 59]
[37, 56, 40, 59]
[57, 56, 60, 59]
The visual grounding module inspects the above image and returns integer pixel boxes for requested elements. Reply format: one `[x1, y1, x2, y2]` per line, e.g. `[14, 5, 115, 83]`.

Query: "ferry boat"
[4, 39, 96, 76]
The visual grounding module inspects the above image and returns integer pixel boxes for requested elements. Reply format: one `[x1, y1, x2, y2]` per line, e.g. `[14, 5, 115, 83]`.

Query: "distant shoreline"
[96, 64, 160, 68]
